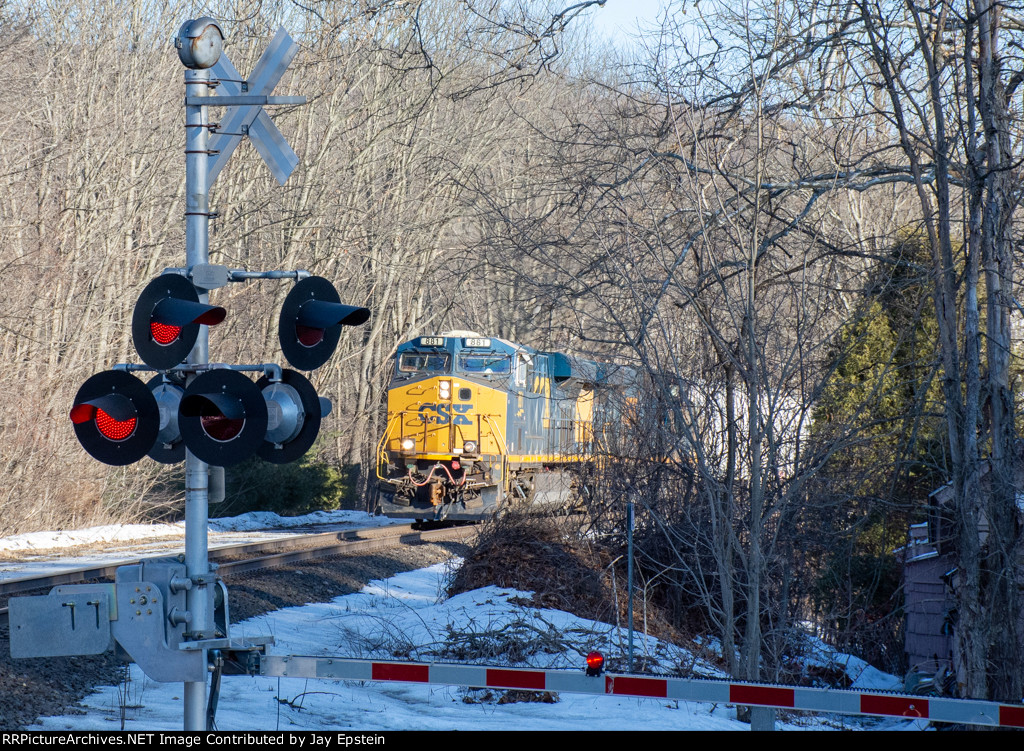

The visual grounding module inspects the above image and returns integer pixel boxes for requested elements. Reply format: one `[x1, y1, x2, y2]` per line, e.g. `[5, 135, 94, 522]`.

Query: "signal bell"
[70, 371, 160, 466]
[133, 274, 226, 371]
[279, 276, 370, 370]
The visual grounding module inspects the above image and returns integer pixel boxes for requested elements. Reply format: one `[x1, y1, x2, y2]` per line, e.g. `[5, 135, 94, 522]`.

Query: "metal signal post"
[12, 16, 371, 733]
[182, 40, 216, 733]
[11, 18, 371, 733]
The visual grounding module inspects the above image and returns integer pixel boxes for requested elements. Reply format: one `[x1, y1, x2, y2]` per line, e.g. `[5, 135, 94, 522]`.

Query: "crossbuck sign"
[191, 26, 305, 185]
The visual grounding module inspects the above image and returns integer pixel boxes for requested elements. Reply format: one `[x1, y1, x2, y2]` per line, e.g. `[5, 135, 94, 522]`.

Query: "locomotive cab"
[375, 332, 606, 521]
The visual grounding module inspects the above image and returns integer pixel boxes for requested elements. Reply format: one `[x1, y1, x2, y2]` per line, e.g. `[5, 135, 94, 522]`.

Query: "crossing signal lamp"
[179, 370, 268, 467]
[279, 276, 370, 370]
[71, 273, 370, 468]
[70, 371, 161, 466]
[133, 274, 226, 370]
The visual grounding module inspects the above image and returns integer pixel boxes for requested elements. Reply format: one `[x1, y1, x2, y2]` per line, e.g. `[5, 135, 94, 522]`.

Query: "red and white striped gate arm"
[258, 655, 1024, 728]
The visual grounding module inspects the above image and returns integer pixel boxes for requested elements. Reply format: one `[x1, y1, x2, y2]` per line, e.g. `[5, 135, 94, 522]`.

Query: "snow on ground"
[0, 511, 400, 582]
[27, 560, 923, 731]
[2, 513, 924, 731]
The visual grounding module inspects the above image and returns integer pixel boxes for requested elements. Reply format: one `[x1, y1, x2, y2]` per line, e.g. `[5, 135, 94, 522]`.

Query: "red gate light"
[586, 651, 604, 677]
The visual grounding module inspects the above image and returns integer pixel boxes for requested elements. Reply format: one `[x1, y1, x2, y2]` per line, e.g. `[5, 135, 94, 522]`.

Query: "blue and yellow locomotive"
[375, 332, 634, 521]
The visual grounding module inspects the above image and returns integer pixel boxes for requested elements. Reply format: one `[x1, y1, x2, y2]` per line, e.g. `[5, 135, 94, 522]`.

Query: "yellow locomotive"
[375, 332, 635, 521]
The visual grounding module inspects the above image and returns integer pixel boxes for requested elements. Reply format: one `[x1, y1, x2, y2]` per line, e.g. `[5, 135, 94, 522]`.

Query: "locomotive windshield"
[398, 352, 451, 373]
[458, 354, 511, 375]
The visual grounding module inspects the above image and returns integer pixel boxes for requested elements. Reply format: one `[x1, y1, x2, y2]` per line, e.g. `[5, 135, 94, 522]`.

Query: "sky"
[6, 512, 925, 732]
[584, 0, 668, 50]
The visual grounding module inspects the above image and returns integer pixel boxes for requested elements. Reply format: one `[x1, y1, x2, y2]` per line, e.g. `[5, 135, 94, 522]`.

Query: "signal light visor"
[70, 371, 160, 466]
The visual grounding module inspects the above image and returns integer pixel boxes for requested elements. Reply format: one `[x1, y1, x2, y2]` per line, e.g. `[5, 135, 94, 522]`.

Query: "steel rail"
[0, 523, 476, 620]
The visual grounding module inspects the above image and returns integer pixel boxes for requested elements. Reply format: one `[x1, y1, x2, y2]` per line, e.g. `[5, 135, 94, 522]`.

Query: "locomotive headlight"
[438, 380, 451, 399]
[401, 437, 415, 451]
[463, 440, 478, 454]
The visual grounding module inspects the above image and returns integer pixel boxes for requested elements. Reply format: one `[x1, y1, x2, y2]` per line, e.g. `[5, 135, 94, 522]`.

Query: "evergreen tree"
[807, 234, 946, 671]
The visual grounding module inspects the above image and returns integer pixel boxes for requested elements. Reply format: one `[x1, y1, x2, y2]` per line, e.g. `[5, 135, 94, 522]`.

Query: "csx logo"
[419, 403, 473, 425]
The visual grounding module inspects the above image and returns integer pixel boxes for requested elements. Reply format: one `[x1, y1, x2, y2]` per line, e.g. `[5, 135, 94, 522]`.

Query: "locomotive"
[375, 332, 636, 521]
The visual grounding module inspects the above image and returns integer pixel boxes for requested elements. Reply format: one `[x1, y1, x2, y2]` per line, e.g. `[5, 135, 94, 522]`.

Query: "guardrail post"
[749, 705, 776, 731]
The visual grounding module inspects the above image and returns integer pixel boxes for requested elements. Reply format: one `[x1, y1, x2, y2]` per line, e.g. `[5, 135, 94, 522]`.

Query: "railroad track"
[0, 522, 476, 622]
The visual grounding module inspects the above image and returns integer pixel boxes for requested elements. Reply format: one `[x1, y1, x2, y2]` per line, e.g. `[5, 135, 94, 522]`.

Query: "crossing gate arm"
[256, 655, 1024, 728]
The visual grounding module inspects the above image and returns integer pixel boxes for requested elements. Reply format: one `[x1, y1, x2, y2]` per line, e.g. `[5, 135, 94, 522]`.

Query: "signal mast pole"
[184, 65, 213, 732]
[178, 20, 222, 731]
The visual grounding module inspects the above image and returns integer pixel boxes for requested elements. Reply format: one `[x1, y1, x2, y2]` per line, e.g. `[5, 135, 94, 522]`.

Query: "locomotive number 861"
[375, 331, 634, 521]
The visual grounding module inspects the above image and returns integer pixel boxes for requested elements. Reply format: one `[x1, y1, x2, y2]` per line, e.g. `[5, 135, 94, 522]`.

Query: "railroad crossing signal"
[132, 274, 226, 370]
[56, 20, 374, 732]
[69, 20, 370, 471]
[70, 274, 367, 467]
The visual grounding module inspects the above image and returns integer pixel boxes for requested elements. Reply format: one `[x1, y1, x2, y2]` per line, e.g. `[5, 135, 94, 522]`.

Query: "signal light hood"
[279, 276, 370, 370]
[133, 274, 226, 371]
[70, 371, 160, 466]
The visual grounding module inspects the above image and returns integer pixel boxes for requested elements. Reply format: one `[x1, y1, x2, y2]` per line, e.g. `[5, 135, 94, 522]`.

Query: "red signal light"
[179, 369, 268, 466]
[151, 321, 183, 345]
[95, 409, 137, 441]
[296, 321, 323, 346]
[70, 403, 138, 441]
[296, 324, 325, 347]
[70, 371, 160, 466]
[586, 651, 604, 677]
[200, 413, 245, 442]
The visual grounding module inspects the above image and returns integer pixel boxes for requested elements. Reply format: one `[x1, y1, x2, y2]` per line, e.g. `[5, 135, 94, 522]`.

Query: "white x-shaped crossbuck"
[205, 27, 302, 186]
